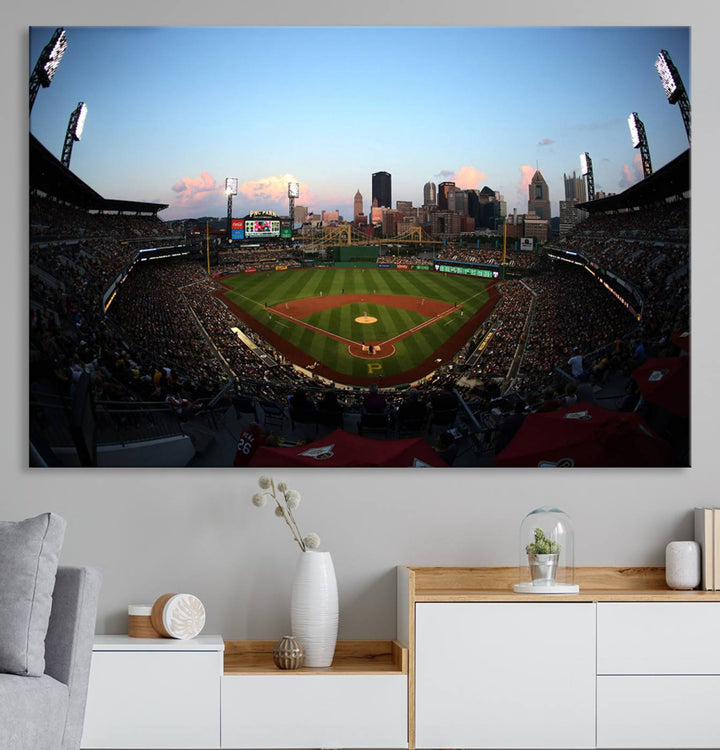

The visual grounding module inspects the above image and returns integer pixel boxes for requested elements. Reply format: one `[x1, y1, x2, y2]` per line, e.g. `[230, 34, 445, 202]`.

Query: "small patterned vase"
[272, 635, 305, 670]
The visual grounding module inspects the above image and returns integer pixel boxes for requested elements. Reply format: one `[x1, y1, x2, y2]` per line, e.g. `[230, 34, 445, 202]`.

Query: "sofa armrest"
[45, 565, 102, 750]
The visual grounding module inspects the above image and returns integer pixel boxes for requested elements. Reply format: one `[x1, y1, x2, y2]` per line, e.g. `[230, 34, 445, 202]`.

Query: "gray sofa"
[0, 535, 101, 750]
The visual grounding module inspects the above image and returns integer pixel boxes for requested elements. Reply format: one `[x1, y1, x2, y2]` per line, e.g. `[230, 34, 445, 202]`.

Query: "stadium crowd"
[376, 254, 432, 266]
[29, 194, 690, 463]
[217, 246, 303, 271]
[31, 194, 169, 241]
[436, 246, 541, 269]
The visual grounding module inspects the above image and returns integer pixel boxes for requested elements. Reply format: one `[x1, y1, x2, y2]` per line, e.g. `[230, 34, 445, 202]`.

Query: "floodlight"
[654, 48, 690, 143]
[40, 28, 67, 87]
[627, 112, 653, 179]
[628, 113, 641, 148]
[655, 49, 680, 104]
[288, 182, 300, 199]
[73, 102, 88, 140]
[61, 102, 88, 168]
[225, 177, 238, 196]
[30, 27, 68, 113]
[579, 152, 590, 176]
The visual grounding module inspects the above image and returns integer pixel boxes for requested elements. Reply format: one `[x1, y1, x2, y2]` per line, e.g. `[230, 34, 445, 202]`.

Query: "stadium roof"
[30, 134, 168, 215]
[577, 148, 689, 214]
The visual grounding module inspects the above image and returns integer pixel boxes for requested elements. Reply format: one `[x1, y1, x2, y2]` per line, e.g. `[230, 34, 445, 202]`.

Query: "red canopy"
[632, 356, 689, 418]
[671, 329, 690, 352]
[494, 404, 673, 467]
[248, 429, 448, 467]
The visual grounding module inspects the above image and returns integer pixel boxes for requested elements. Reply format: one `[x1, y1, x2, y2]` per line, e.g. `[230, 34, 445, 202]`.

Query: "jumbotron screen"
[245, 219, 280, 238]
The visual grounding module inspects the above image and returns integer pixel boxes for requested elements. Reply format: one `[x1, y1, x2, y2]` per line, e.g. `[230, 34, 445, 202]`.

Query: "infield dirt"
[217, 284, 500, 388]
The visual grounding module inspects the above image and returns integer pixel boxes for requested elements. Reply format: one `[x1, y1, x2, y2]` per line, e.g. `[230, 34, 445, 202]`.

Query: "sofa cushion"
[0, 513, 66, 676]
[0, 673, 68, 749]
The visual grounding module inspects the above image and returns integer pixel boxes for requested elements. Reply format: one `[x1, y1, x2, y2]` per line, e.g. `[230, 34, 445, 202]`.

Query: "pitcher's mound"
[355, 316, 377, 324]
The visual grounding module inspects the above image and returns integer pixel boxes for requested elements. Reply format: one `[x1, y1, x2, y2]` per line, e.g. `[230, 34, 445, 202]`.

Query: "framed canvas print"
[28, 26, 690, 467]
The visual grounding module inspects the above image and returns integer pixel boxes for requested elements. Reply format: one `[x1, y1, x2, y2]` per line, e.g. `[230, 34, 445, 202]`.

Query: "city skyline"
[29, 26, 690, 222]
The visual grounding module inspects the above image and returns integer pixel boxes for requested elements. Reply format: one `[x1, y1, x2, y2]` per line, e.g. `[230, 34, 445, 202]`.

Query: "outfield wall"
[334, 245, 379, 262]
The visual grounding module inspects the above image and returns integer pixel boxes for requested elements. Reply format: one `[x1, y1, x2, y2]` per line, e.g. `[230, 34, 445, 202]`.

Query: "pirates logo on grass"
[299, 444, 335, 460]
[367, 362, 383, 375]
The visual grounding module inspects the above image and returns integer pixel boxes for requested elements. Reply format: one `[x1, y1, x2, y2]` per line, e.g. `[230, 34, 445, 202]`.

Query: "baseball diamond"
[215, 267, 500, 387]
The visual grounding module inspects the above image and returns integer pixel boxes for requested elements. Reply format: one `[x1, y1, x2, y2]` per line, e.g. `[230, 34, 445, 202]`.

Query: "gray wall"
[2, 474, 712, 639]
[8, 3, 717, 641]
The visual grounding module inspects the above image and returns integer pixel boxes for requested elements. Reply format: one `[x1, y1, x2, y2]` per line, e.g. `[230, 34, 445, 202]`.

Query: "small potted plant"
[525, 528, 561, 585]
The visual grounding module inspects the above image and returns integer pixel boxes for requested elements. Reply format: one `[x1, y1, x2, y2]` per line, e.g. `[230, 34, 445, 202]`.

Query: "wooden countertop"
[224, 639, 407, 675]
[402, 566, 720, 602]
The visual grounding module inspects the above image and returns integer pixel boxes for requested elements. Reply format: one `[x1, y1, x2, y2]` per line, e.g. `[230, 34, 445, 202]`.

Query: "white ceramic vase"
[665, 540, 701, 590]
[290, 550, 338, 667]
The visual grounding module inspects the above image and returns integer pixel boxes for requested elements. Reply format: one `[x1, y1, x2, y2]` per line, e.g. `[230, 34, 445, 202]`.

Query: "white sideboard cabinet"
[81, 637, 407, 750]
[399, 566, 720, 750]
[80, 635, 224, 749]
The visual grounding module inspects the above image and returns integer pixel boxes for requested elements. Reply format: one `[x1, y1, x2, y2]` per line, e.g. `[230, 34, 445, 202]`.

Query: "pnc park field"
[216, 267, 500, 387]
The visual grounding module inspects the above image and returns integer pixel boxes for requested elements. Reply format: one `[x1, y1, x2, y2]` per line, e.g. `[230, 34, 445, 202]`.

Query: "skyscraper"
[454, 190, 469, 216]
[563, 171, 587, 203]
[423, 181, 437, 206]
[528, 170, 551, 221]
[372, 171, 391, 209]
[353, 190, 363, 221]
[438, 182, 456, 211]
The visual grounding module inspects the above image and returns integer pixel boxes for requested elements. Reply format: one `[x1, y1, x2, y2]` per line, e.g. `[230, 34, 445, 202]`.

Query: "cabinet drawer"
[597, 602, 720, 674]
[597, 675, 720, 748]
[81, 650, 222, 748]
[221, 673, 407, 748]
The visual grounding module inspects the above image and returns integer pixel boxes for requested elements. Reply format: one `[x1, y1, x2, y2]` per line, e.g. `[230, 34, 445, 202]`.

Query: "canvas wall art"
[28, 26, 690, 467]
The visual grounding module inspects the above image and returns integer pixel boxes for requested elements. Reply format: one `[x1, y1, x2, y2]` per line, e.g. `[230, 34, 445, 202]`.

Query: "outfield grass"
[220, 268, 491, 381]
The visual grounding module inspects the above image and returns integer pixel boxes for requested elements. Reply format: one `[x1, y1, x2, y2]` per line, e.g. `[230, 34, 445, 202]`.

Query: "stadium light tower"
[580, 152, 595, 202]
[29, 27, 68, 113]
[655, 49, 691, 144]
[288, 181, 300, 227]
[628, 112, 653, 179]
[225, 178, 238, 238]
[61, 102, 88, 169]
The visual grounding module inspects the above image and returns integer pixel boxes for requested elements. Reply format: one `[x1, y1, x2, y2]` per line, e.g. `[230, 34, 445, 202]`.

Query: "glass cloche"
[514, 506, 579, 593]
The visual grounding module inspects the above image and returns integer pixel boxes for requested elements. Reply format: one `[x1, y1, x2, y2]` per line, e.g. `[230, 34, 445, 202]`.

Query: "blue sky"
[29, 26, 690, 221]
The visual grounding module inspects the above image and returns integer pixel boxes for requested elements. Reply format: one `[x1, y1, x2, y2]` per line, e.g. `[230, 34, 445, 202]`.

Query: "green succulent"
[525, 527, 561, 555]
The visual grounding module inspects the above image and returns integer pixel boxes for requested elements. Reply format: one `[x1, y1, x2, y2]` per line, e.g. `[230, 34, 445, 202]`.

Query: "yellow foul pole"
[502, 218, 507, 277]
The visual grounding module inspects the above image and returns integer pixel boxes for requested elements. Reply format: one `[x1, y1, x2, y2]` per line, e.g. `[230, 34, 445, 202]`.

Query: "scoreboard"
[232, 217, 292, 241]
[245, 219, 280, 238]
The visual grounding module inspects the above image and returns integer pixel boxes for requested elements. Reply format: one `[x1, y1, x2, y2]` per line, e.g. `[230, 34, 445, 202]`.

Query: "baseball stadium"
[29, 31, 690, 468]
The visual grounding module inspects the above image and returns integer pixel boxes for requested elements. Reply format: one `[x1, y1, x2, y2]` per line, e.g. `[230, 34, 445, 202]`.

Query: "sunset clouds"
[515, 165, 535, 205]
[620, 153, 643, 189]
[171, 171, 222, 211]
[238, 173, 300, 203]
[169, 172, 315, 216]
[453, 166, 489, 190]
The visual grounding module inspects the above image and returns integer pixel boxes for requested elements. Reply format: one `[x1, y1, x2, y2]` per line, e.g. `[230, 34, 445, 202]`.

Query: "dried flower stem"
[252, 475, 320, 552]
[269, 479, 306, 551]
